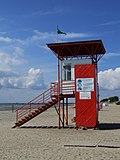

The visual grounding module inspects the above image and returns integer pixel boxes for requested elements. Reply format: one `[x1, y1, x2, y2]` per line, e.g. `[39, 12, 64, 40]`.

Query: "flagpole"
[56, 25, 61, 129]
[56, 25, 58, 42]
[56, 25, 67, 129]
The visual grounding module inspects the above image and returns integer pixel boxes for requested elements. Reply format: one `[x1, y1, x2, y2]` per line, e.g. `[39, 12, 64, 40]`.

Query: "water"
[0, 102, 75, 111]
[0, 103, 24, 111]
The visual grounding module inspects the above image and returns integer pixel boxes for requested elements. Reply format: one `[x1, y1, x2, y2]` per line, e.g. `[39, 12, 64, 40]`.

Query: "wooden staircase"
[13, 82, 58, 128]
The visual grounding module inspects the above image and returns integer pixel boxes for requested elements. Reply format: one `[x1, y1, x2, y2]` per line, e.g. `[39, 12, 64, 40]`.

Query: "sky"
[0, 0, 120, 102]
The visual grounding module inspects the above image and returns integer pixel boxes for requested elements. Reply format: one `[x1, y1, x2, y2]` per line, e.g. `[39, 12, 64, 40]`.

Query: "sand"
[0, 104, 120, 160]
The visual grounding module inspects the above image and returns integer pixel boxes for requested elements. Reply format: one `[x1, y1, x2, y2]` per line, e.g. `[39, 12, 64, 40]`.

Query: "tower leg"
[66, 98, 68, 126]
[58, 98, 61, 129]
[62, 98, 65, 128]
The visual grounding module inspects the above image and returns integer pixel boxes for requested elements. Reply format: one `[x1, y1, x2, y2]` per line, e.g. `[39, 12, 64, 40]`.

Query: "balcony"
[50, 80, 75, 98]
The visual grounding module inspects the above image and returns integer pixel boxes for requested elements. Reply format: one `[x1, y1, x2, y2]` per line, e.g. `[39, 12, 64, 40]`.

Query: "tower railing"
[50, 80, 75, 95]
[61, 80, 75, 94]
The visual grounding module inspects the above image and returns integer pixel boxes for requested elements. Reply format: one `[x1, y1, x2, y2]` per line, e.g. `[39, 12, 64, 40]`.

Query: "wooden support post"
[66, 98, 68, 126]
[58, 57, 61, 129]
[62, 98, 64, 128]
[58, 100, 61, 129]
[54, 105, 63, 125]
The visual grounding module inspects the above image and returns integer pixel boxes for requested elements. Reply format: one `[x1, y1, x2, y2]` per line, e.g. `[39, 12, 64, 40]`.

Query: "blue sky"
[0, 0, 120, 102]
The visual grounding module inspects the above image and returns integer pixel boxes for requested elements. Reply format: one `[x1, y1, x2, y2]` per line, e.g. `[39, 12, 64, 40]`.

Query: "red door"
[75, 64, 98, 128]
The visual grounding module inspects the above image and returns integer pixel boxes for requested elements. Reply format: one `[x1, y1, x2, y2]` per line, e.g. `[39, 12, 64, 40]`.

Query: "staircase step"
[51, 100, 57, 104]
[42, 105, 48, 108]
[35, 110, 40, 113]
[42, 107, 48, 110]
[21, 118, 27, 122]
[41, 107, 46, 109]
[15, 122, 20, 126]
[28, 114, 34, 118]
[37, 108, 42, 111]
[52, 99, 57, 102]
[45, 104, 49, 107]
[25, 116, 30, 119]
[31, 112, 37, 115]
[48, 101, 53, 104]
[14, 92, 58, 127]
[46, 103, 53, 106]
[18, 120, 23, 124]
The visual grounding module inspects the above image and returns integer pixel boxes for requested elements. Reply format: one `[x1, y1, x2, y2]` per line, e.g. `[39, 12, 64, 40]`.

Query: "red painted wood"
[75, 64, 97, 128]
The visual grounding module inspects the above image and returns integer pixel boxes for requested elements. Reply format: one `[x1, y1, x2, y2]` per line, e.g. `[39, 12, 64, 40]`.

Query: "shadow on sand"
[19, 123, 120, 130]
[99, 123, 120, 130]
[17, 120, 120, 130]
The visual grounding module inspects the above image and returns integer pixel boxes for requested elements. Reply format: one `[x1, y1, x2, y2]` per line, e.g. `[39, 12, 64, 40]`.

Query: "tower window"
[63, 64, 71, 80]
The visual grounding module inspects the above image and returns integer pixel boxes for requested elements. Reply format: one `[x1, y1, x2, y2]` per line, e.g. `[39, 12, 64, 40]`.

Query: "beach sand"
[0, 104, 120, 160]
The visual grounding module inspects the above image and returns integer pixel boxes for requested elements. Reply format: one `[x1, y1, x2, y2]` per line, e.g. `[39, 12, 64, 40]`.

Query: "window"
[63, 64, 71, 80]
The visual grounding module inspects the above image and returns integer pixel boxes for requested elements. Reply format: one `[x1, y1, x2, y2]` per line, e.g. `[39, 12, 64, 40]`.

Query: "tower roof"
[47, 40, 106, 62]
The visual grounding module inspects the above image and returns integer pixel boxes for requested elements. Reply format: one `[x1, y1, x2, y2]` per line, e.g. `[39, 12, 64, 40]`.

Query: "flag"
[57, 26, 67, 35]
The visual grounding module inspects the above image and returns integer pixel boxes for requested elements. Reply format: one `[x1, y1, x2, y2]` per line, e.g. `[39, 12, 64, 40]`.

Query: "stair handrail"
[16, 88, 51, 111]
[15, 80, 75, 124]
[16, 82, 58, 123]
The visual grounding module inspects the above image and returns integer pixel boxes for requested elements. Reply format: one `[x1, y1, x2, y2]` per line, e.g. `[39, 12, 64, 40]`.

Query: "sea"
[0, 103, 24, 111]
[0, 102, 75, 111]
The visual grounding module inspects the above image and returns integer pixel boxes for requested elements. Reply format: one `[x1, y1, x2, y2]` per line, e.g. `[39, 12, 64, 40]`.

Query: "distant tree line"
[100, 96, 119, 103]
[116, 101, 120, 105]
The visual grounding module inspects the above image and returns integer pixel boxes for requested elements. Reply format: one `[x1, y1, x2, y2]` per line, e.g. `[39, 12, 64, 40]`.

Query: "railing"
[16, 80, 75, 123]
[50, 82, 58, 97]
[16, 83, 58, 123]
[50, 80, 75, 95]
[61, 80, 75, 94]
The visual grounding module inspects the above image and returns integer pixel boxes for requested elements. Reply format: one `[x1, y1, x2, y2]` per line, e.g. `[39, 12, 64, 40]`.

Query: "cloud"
[98, 20, 120, 26]
[32, 8, 64, 16]
[32, 30, 55, 41]
[0, 36, 13, 43]
[0, 52, 24, 70]
[98, 67, 120, 90]
[103, 52, 120, 59]
[30, 30, 94, 45]
[0, 70, 18, 78]
[33, 30, 93, 40]
[0, 32, 7, 35]
[0, 68, 47, 90]
[13, 30, 56, 46]
[24, 68, 46, 90]
[4, 30, 95, 47]
[13, 47, 24, 57]
[39, 45, 50, 51]
[61, 32, 93, 39]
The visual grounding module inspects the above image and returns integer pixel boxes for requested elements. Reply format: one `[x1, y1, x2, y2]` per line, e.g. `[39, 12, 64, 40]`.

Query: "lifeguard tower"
[13, 40, 106, 128]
